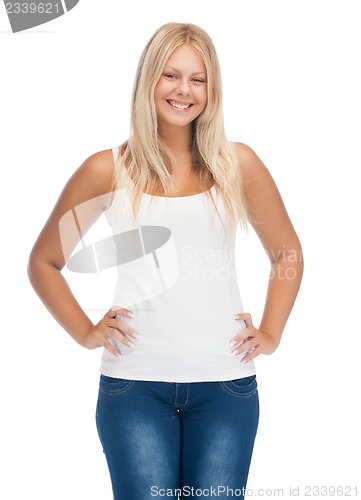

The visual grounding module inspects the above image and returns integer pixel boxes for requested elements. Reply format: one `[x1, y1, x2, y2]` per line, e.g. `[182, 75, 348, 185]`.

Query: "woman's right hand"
[83, 306, 139, 358]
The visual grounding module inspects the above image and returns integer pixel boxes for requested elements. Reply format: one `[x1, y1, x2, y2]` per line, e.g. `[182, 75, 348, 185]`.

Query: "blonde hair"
[111, 22, 248, 245]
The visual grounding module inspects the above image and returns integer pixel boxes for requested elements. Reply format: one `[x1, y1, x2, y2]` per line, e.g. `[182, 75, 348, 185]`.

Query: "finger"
[107, 328, 136, 349]
[241, 346, 260, 364]
[108, 306, 135, 318]
[102, 338, 121, 358]
[235, 312, 253, 328]
[107, 318, 140, 339]
[232, 337, 257, 356]
[229, 328, 250, 347]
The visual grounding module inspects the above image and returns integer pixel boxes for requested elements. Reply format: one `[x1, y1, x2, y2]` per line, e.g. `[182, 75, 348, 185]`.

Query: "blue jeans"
[95, 375, 259, 499]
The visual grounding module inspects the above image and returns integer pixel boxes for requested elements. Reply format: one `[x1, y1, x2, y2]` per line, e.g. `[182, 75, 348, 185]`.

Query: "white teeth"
[168, 100, 191, 109]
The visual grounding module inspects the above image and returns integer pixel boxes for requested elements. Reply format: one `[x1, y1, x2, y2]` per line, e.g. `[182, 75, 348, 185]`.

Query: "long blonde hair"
[112, 22, 248, 245]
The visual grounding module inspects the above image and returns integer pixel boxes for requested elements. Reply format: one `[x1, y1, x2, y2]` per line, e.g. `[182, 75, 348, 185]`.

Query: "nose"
[176, 78, 190, 97]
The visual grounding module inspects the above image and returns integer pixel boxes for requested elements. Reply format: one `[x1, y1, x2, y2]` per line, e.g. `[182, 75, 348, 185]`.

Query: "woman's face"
[154, 44, 208, 133]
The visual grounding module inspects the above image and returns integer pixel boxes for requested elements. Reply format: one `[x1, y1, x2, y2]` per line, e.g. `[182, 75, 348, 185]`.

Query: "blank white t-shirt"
[99, 146, 256, 382]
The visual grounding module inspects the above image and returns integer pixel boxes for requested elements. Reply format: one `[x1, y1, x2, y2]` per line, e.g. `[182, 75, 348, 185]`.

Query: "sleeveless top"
[99, 146, 256, 382]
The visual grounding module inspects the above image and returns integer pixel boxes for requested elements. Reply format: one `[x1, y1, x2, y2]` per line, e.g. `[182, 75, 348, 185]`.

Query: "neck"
[159, 124, 192, 153]
[158, 124, 193, 174]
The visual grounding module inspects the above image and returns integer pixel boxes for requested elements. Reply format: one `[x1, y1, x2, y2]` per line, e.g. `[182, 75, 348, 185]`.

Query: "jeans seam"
[219, 382, 258, 398]
[99, 380, 135, 396]
[175, 383, 190, 408]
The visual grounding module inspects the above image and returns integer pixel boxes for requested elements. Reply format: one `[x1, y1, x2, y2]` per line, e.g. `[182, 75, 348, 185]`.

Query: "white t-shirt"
[99, 146, 256, 382]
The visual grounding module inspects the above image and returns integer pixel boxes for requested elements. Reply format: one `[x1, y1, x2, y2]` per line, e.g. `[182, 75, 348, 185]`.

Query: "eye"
[164, 73, 176, 79]
[192, 78, 205, 83]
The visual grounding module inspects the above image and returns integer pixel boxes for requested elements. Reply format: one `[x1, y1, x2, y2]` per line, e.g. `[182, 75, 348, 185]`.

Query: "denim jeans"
[95, 374, 259, 499]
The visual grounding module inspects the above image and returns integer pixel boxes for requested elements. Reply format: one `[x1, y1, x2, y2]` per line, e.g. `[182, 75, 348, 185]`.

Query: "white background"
[1, 1, 360, 498]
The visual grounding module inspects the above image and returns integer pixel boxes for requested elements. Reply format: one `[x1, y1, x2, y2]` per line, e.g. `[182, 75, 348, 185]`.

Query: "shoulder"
[49, 147, 118, 217]
[62, 148, 116, 205]
[232, 141, 281, 195]
[233, 141, 257, 160]
[74, 148, 115, 192]
[232, 141, 288, 225]
[232, 141, 267, 182]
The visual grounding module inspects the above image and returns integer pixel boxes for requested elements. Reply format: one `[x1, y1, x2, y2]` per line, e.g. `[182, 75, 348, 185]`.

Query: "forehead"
[164, 44, 207, 73]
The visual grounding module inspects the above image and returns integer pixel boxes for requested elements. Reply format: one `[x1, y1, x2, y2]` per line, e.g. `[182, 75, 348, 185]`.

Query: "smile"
[166, 99, 193, 111]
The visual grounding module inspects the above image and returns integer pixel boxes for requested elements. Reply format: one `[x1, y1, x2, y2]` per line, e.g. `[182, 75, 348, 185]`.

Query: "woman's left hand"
[230, 312, 280, 364]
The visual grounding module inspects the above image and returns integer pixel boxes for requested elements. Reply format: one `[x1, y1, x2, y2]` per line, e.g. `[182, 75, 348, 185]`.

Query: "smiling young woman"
[28, 22, 303, 500]
[154, 44, 208, 134]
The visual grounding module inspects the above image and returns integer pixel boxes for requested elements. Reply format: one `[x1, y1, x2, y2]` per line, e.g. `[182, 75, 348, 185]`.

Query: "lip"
[166, 99, 194, 111]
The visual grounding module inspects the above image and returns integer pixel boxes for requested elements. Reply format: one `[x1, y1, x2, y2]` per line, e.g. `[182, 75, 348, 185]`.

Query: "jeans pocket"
[99, 374, 135, 395]
[219, 375, 258, 398]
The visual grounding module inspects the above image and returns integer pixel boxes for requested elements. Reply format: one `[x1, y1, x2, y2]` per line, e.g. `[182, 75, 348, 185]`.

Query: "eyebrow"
[164, 66, 207, 76]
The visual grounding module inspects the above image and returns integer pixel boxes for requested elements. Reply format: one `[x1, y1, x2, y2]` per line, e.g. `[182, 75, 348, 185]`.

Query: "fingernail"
[128, 312, 135, 318]
[232, 349, 239, 355]
[234, 314, 240, 319]
[230, 340, 237, 347]
[115, 352, 121, 358]
[241, 358, 248, 364]
[127, 341, 135, 348]
[132, 331, 140, 339]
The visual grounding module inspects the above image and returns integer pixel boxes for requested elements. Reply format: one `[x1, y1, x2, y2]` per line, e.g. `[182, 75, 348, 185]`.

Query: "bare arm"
[230, 142, 304, 362]
[27, 149, 137, 357]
